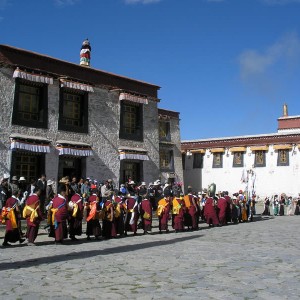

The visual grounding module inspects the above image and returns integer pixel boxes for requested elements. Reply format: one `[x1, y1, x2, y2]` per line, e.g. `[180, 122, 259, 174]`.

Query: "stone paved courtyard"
[0, 207, 299, 300]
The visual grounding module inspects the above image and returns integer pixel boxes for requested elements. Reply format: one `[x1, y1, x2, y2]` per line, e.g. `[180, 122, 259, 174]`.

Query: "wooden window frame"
[119, 101, 143, 141]
[254, 150, 266, 167]
[58, 88, 88, 133]
[277, 149, 289, 166]
[233, 152, 244, 168]
[12, 79, 48, 128]
[160, 149, 174, 171]
[212, 152, 223, 168]
[159, 121, 171, 142]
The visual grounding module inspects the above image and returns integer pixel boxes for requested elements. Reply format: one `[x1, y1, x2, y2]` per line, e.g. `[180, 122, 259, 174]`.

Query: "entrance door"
[58, 157, 83, 179]
[120, 161, 142, 184]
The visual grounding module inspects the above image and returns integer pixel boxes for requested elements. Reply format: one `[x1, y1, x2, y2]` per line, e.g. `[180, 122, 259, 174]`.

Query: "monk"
[140, 195, 152, 234]
[2, 190, 25, 246]
[172, 192, 185, 233]
[184, 187, 198, 230]
[217, 193, 228, 226]
[51, 184, 68, 244]
[23, 187, 43, 245]
[204, 194, 219, 227]
[114, 193, 125, 236]
[86, 188, 102, 240]
[124, 193, 138, 236]
[157, 193, 171, 233]
[69, 192, 83, 241]
[102, 196, 117, 239]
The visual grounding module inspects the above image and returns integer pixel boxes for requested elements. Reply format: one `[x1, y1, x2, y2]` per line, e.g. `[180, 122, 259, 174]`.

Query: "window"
[120, 102, 143, 141]
[212, 153, 223, 168]
[182, 153, 186, 170]
[12, 79, 48, 128]
[233, 152, 244, 167]
[254, 151, 266, 167]
[193, 153, 203, 169]
[11, 152, 45, 183]
[59, 89, 88, 133]
[277, 149, 289, 166]
[159, 121, 171, 141]
[160, 149, 174, 171]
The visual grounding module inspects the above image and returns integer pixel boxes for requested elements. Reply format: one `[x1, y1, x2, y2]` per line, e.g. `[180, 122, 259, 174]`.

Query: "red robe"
[52, 194, 68, 242]
[86, 194, 101, 237]
[172, 198, 185, 231]
[140, 198, 152, 232]
[25, 194, 43, 243]
[204, 197, 219, 226]
[125, 197, 138, 234]
[114, 196, 125, 235]
[158, 198, 170, 231]
[102, 200, 117, 239]
[69, 193, 83, 237]
[217, 197, 227, 225]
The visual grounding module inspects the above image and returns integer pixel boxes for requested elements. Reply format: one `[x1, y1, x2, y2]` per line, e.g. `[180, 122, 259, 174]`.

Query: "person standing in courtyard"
[124, 193, 138, 236]
[23, 187, 43, 245]
[204, 193, 219, 227]
[68, 190, 83, 241]
[140, 194, 152, 235]
[172, 192, 185, 233]
[157, 192, 171, 233]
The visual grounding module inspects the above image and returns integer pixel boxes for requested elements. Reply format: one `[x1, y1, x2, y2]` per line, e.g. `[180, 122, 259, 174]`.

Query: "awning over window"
[210, 148, 225, 153]
[119, 93, 148, 105]
[10, 134, 51, 153]
[13, 67, 53, 84]
[60, 79, 94, 92]
[250, 146, 269, 151]
[190, 149, 206, 154]
[56, 140, 93, 156]
[273, 144, 293, 150]
[229, 147, 247, 152]
[118, 147, 149, 161]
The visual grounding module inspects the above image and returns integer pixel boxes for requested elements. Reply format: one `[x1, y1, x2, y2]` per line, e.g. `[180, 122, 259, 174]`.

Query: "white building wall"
[183, 146, 300, 198]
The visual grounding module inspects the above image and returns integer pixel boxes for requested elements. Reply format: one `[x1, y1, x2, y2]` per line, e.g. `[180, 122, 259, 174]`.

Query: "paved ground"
[0, 206, 299, 300]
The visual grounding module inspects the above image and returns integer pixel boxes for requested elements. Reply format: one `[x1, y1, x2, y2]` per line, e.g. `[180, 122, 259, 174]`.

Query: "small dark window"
[58, 89, 88, 133]
[193, 153, 203, 169]
[277, 149, 289, 166]
[254, 151, 266, 167]
[12, 79, 48, 128]
[160, 149, 174, 171]
[119, 102, 143, 141]
[182, 153, 186, 170]
[159, 121, 171, 142]
[233, 152, 244, 167]
[212, 153, 223, 168]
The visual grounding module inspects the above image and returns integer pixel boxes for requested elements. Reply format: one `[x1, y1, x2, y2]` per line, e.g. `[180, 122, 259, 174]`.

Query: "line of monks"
[1, 185, 253, 247]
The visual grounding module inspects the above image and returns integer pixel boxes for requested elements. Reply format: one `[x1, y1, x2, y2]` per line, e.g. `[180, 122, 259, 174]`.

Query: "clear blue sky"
[1, 0, 300, 140]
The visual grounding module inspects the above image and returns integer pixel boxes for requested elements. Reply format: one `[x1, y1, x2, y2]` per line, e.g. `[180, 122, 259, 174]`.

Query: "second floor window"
[193, 153, 203, 169]
[12, 79, 48, 128]
[254, 151, 266, 167]
[233, 152, 244, 167]
[159, 121, 171, 141]
[212, 153, 223, 168]
[120, 102, 143, 141]
[277, 149, 289, 166]
[160, 149, 174, 171]
[59, 89, 88, 133]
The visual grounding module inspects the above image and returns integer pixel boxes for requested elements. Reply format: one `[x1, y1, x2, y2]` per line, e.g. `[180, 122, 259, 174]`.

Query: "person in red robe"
[217, 193, 228, 226]
[69, 192, 83, 241]
[114, 193, 125, 236]
[102, 197, 117, 239]
[204, 195, 220, 227]
[124, 194, 138, 236]
[51, 184, 68, 244]
[23, 187, 43, 245]
[2, 190, 25, 246]
[224, 191, 232, 223]
[86, 189, 101, 240]
[172, 192, 185, 233]
[157, 194, 171, 233]
[140, 195, 152, 234]
[184, 187, 198, 230]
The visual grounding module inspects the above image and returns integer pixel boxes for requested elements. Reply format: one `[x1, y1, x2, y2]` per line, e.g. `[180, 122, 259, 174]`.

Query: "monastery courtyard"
[0, 206, 299, 300]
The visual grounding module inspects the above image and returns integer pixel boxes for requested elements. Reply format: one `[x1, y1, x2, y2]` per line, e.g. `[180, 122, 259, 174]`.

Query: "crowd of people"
[1, 173, 299, 247]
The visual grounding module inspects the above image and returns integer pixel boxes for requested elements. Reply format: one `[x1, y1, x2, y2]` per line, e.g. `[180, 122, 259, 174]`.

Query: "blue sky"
[1, 0, 300, 140]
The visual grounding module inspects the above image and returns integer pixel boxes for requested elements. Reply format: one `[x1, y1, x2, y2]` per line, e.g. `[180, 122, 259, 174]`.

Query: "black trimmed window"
[160, 149, 174, 171]
[277, 149, 289, 166]
[12, 79, 48, 128]
[58, 89, 88, 133]
[119, 102, 143, 141]
[212, 153, 223, 168]
[193, 153, 203, 169]
[159, 121, 171, 142]
[233, 152, 244, 167]
[254, 151, 266, 167]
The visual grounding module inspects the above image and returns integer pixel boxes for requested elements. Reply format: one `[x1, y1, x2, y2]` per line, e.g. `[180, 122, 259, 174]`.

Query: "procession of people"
[1, 173, 300, 247]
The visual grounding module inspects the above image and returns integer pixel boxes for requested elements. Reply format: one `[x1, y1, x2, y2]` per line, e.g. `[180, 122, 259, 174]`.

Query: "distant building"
[0, 43, 183, 186]
[182, 105, 300, 197]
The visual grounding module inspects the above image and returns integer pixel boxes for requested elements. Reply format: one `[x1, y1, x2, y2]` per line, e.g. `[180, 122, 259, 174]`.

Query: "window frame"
[232, 151, 244, 168]
[254, 150, 266, 167]
[160, 149, 174, 171]
[119, 101, 143, 141]
[58, 88, 89, 133]
[12, 79, 48, 129]
[212, 152, 223, 168]
[193, 153, 203, 169]
[277, 149, 289, 166]
[159, 120, 171, 142]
